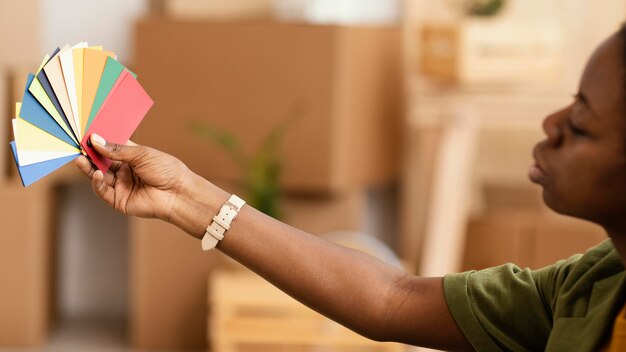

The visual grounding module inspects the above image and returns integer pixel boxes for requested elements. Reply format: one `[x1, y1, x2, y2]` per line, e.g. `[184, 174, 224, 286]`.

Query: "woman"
[76, 26, 626, 351]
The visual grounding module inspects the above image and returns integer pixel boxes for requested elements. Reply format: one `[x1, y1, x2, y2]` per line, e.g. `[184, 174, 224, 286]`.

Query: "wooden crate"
[209, 270, 406, 352]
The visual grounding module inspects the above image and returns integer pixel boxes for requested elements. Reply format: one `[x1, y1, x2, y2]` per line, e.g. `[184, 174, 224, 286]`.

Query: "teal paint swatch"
[85, 57, 137, 133]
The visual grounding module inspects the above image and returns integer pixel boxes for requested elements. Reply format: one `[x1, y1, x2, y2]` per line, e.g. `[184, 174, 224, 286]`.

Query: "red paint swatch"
[81, 70, 154, 172]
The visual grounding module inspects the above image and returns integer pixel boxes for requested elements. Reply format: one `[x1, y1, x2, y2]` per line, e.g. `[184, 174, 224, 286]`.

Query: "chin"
[542, 190, 605, 226]
[542, 190, 580, 218]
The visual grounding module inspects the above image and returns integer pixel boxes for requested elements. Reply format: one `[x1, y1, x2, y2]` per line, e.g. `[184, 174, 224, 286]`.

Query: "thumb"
[90, 133, 144, 163]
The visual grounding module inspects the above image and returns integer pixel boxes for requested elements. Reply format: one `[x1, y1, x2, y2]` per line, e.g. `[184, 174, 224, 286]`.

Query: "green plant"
[463, 0, 507, 17]
[189, 111, 300, 220]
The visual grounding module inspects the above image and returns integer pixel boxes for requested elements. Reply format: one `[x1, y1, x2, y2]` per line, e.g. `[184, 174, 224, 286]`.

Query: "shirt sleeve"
[443, 262, 571, 352]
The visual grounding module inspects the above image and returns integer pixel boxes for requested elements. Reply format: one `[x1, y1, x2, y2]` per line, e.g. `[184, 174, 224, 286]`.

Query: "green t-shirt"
[444, 239, 626, 351]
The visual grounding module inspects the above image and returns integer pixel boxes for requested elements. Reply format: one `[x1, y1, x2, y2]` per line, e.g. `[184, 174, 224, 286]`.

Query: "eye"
[572, 92, 587, 104]
[567, 119, 587, 136]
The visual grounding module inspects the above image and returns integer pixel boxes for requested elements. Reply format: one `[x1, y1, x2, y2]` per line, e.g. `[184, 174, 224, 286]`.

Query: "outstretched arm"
[76, 134, 473, 351]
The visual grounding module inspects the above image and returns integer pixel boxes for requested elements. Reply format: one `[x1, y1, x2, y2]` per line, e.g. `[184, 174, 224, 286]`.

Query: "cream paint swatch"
[60, 42, 87, 139]
[12, 116, 80, 166]
[43, 45, 80, 138]
[74, 45, 103, 137]
[29, 57, 78, 145]
[81, 48, 114, 135]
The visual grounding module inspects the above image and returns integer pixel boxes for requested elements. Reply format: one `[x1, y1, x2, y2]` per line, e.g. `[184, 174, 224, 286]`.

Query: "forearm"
[225, 206, 408, 340]
[169, 172, 402, 335]
[170, 171, 471, 349]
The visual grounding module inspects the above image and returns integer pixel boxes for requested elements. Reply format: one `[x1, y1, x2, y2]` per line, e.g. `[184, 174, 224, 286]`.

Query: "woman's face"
[531, 33, 626, 229]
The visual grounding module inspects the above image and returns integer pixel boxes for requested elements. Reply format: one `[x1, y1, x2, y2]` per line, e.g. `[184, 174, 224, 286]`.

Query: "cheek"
[550, 148, 626, 219]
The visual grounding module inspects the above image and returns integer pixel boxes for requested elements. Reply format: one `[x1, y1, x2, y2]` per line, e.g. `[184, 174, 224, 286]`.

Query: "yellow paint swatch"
[81, 48, 114, 135]
[73, 48, 86, 136]
[74, 45, 103, 138]
[12, 117, 80, 166]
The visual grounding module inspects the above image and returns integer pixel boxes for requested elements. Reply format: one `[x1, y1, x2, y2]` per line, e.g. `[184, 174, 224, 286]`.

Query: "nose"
[541, 106, 567, 147]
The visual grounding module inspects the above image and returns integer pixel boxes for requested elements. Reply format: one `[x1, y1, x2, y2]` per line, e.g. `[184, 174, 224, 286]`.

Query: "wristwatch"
[201, 194, 246, 251]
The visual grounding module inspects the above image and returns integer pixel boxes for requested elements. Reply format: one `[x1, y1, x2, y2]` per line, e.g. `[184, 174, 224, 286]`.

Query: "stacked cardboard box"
[0, 1, 40, 68]
[0, 181, 53, 345]
[0, 74, 7, 182]
[0, 0, 41, 182]
[161, 0, 274, 20]
[131, 19, 402, 349]
[462, 186, 607, 271]
[419, 21, 560, 86]
[129, 218, 226, 349]
[134, 19, 402, 194]
[0, 2, 53, 346]
[5, 67, 38, 181]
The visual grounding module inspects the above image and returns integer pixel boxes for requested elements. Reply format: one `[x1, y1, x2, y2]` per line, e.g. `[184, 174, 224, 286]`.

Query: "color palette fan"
[10, 42, 153, 186]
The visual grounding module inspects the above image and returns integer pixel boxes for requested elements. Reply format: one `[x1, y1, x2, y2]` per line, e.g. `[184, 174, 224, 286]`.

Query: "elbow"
[344, 322, 392, 344]
[358, 273, 415, 343]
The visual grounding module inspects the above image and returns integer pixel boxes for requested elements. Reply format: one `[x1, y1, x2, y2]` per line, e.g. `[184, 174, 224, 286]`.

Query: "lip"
[529, 148, 549, 185]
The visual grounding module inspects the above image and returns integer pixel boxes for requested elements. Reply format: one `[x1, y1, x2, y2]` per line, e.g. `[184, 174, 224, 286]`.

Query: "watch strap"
[201, 194, 245, 251]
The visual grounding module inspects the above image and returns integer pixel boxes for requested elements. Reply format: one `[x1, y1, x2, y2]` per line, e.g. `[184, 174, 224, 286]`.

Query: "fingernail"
[91, 134, 106, 147]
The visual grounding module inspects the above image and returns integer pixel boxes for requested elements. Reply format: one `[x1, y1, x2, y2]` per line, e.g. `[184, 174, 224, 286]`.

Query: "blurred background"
[0, 0, 622, 351]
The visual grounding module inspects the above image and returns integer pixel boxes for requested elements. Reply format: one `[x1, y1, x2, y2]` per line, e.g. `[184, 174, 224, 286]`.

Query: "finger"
[103, 170, 117, 187]
[77, 154, 117, 187]
[92, 170, 115, 206]
[75, 155, 96, 179]
[108, 159, 125, 174]
[108, 140, 138, 173]
[90, 134, 145, 164]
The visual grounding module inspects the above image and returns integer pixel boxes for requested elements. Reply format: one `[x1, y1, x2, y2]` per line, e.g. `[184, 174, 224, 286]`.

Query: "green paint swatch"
[85, 57, 137, 133]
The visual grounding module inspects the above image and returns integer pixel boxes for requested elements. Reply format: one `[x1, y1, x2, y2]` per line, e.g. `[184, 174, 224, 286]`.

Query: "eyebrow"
[575, 91, 600, 118]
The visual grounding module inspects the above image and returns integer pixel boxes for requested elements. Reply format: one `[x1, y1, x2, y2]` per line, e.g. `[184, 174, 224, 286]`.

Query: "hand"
[75, 133, 191, 222]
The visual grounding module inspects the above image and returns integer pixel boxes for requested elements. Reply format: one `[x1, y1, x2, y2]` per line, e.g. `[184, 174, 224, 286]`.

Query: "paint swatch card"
[10, 42, 153, 186]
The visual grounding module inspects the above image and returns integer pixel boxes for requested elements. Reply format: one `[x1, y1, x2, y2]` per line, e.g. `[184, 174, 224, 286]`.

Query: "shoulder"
[545, 239, 622, 294]
[442, 239, 624, 351]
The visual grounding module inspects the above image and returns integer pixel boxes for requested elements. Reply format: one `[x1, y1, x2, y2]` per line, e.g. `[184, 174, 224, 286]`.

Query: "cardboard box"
[134, 19, 402, 194]
[129, 218, 229, 349]
[463, 210, 535, 270]
[130, 189, 366, 349]
[282, 191, 365, 236]
[462, 186, 607, 270]
[420, 21, 561, 86]
[163, 0, 274, 20]
[0, 181, 53, 345]
[211, 180, 367, 236]
[531, 215, 606, 268]
[1, 71, 7, 182]
[0, 1, 40, 68]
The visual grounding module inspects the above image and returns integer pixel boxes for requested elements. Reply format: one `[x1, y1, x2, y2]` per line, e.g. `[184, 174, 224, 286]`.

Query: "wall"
[41, 0, 148, 62]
